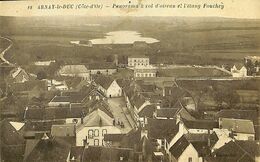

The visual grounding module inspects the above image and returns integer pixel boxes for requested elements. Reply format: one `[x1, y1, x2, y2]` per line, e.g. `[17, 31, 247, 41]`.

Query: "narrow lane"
[0, 36, 14, 66]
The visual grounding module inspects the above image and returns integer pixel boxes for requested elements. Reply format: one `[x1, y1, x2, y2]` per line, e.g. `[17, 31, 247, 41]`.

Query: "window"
[94, 129, 99, 137]
[94, 139, 99, 146]
[88, 130, 93, 139]
[102, 129, 107, 136]
[102, 139, 105, 146]
[188, 157, 192, 162]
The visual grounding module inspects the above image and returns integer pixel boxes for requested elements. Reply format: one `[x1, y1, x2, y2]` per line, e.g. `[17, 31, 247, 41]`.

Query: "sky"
[0, 0, 260, 19]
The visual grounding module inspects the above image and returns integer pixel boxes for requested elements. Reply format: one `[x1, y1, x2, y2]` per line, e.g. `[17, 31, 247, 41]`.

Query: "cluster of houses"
[230, 55, 260, 77]
[1, 54, 260, 162]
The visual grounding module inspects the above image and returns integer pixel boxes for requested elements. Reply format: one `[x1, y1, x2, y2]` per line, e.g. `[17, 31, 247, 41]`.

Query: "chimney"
[81, 116, 84, 124]
[207, 129, 211, 147]
[141, 129, 148, 138]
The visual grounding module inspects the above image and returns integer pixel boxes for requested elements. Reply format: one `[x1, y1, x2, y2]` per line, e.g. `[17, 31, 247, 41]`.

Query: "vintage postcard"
[0, 0, 260, 162]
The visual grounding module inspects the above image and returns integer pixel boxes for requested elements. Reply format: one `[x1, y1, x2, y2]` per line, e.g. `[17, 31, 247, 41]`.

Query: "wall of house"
[232, 68, 247, 77]
[177, 145, 200, 162]
[128, 58, 149, 67]
[76, 126, 121, 146]
[135, 72, 156, 78]
[211, 129, 232, 151]
[90, 69, 117, 75]
[234, 133, 255, 141]
[48, 101, 70, 107]
[188, 129, 212, 134]
[106, 81, 122, 97]
[169, 122, 188, 149]
[60, 72, 90, 80]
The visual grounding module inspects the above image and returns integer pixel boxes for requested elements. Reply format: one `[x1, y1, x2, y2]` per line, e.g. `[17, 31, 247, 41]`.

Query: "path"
[107, 97, 136, 134]
[0, 36, 14, 66]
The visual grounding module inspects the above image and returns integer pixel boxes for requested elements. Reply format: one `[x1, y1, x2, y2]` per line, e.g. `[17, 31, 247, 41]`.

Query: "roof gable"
[94, 75, 115, 89]
[169, 135, 190, 159]
[219, 118, 255, 134]
[147, 118, 179, 142]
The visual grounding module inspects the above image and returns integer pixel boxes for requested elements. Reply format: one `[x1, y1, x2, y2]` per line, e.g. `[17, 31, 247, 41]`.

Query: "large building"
[128, 56, 149, 67]
[134, 65, 157, 78]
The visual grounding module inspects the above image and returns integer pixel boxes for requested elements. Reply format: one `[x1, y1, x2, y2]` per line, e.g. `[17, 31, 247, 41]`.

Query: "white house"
[230, 65, 247, 77]
[128, 56, 149, 67]
[46, 79, 68, 91]
[94, 76, 122, 98]
[134, 65, 157, 78]
[169, 135, 203, 162]
[58, 65, 90, 80]
[76, 108, 121, 146]
[10, 67, 30, 83]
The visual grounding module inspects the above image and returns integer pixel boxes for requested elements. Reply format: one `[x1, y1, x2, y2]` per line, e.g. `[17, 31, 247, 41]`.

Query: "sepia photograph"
[0, 0, 260, 162]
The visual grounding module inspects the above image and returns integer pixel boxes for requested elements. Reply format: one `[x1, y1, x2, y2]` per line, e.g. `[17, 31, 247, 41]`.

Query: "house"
[219, 118, 255, 140]
[87, 62, 117, 75]
[138, 104, 157, 127]
[208, 140, 260, 162]
[0, 119, 25, 162]
[9, 80, 47, 98]
[210, 128, 233, 151]
[24, 105, 88, 123]
[67, 146, 84, 162]
[147, 118, 180, 152]
[230, 65, 247, 77]
[23, 134, 71, 162]
[10, 67, 30, 83]
[94, 76, 122, 98]
[169, 134, 213, 162]
[47, 79, 68, 91]
[58, 65, 90, 79]
[51, 124, 76, 137]
[34, 60, 55, 66]
[128, 55, 150, 67]
[104, 128, 156, 162]
[182, 119, 219, 134]
[81, 146, 134, 162]
[48, 95, 88, 107]
[215, 109, 258, 124]
[76, 105, 121, 146]
[134, 65, 157, 78]
[103, 133, 125, 147]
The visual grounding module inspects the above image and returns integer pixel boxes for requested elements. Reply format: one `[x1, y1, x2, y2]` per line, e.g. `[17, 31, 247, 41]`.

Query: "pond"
[89, 31, 159, 44]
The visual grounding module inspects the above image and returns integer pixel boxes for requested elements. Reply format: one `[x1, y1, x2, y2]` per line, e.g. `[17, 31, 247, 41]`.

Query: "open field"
[1, 16, 260, 66]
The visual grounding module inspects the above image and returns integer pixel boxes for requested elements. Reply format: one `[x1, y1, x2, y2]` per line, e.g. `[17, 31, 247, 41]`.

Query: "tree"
[37, 71, 47, 80]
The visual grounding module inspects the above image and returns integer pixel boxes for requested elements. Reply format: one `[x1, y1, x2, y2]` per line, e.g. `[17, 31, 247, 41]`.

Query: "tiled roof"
[0, 119, 25, 145]
[87, 62, 117, 70]
[183, 119, 219, 130]
[216, 109, 258, 124]
[69, 146, 84, 161]
[51, 124, 75, 137]
[213, 140, 259, 162]
[25, 137, 71, 162]
[82, 146, 133, 162]
[156, 108, 179, 118]
[219, 118, 255, 134]
[138, 105, 156, 118]
[94, 75, 114, 89]
[131, 94, 147, 110]
[24, 106, 88, 120]
[169, 135, 190, 159]
[59, 65, 88, 74]
[104, 134, 125, 142]
[147, 118, 179, 142]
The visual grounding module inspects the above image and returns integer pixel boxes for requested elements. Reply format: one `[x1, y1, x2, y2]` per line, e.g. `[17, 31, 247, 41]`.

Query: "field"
[1, 16, 260, 66]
